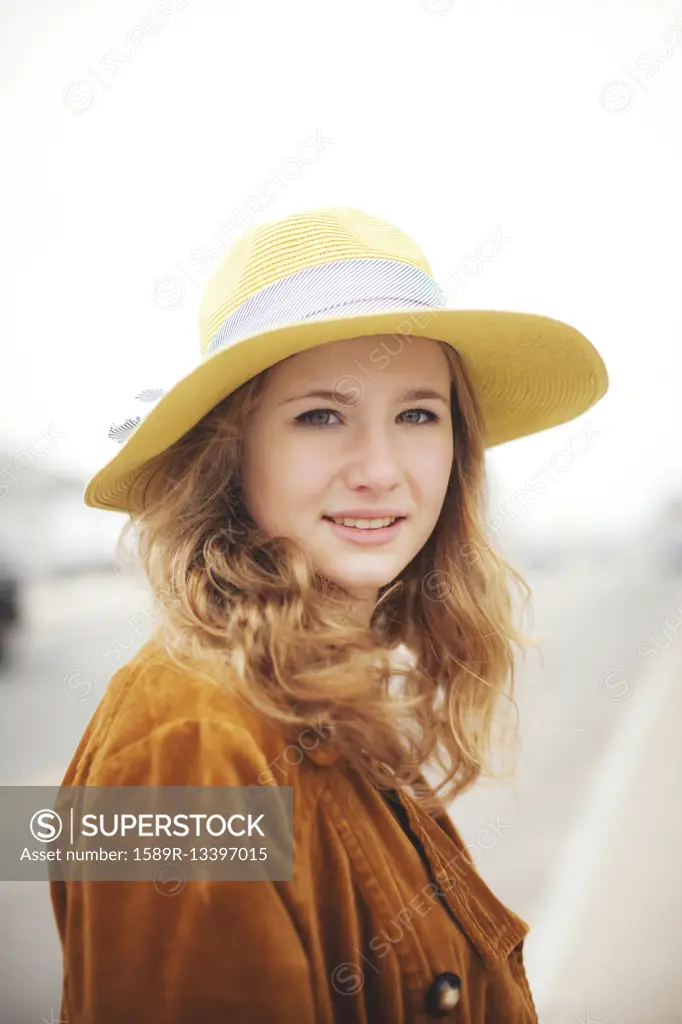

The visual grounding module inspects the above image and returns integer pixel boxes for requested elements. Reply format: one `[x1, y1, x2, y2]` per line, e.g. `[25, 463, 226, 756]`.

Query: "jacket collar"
[395, 782, 530, 971]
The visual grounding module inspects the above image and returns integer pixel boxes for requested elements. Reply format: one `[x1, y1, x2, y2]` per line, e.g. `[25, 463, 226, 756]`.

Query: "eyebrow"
[280, 387, 451, 408]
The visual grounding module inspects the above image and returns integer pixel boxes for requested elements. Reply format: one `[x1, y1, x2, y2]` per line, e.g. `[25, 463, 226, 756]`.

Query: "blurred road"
[0, 555, 680, 1023]
[443, 550, 682, 1023]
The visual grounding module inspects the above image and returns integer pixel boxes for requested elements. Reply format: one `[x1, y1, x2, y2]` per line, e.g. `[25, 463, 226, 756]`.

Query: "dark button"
[425, 972, 462, 1017]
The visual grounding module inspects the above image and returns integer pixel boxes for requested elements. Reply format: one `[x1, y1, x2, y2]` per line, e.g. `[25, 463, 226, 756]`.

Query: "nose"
[343, 423, 404, 492]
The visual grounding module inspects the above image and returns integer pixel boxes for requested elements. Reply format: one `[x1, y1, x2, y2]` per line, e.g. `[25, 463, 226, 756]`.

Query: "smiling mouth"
[322, 516, 406, 530]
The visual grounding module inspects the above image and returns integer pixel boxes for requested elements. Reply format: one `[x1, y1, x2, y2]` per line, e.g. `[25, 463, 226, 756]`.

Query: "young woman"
[50, 205, 608, 1023]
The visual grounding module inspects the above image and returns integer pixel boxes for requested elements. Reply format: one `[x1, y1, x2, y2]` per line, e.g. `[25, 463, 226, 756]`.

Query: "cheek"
[417, 443, 453, 498]
[243, 436, 328, 531]
[294, 456, 329, 499]
[242, 436, 277, 524]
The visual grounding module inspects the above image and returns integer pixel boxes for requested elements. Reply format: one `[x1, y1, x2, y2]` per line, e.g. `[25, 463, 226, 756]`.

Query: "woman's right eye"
[294, 409, 341, 428]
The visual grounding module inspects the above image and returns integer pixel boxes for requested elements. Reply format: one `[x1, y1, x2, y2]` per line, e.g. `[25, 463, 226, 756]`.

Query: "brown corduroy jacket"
[50, 638, 538, 1023]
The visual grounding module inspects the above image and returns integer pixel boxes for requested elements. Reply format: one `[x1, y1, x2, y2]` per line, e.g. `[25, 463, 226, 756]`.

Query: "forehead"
[267, 334, 450, 390]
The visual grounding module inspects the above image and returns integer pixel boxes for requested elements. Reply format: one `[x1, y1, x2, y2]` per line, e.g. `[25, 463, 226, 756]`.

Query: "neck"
[347, 591, 378, 629]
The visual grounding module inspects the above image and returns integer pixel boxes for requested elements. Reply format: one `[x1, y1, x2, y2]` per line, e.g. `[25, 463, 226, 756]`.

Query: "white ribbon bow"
[108, 388, 167, 444]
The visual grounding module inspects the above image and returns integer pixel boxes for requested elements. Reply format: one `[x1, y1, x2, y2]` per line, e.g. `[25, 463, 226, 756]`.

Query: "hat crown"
[198, 206, 433, 357]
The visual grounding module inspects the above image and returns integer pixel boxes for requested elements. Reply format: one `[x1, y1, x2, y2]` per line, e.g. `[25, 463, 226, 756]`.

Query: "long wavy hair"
[116, 337, 536, 817]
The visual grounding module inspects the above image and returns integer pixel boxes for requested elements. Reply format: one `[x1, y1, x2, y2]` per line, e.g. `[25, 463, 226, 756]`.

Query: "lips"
[322, 516, 406, 546]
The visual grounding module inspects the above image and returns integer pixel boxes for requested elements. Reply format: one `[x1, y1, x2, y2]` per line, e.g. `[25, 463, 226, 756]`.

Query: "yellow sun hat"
[85, 205, 609, 514]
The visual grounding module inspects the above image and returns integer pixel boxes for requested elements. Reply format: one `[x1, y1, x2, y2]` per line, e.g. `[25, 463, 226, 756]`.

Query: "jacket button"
[425, 972, 462, 1017]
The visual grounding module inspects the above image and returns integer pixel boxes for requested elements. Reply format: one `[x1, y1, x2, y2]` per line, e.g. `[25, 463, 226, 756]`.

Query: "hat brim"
[84, 308, 608, 513]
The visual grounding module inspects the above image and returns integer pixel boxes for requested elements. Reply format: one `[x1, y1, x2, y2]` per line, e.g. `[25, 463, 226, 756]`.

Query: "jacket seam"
[508, 943, 539, 1022]
[94, 716, 254, 769]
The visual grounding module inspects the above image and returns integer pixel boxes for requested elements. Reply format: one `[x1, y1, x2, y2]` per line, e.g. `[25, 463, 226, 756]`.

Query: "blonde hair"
[117, 339, 536, 816]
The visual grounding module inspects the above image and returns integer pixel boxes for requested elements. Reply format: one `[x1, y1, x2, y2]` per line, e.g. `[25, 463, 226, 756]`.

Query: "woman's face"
[241, 334, 454, 616]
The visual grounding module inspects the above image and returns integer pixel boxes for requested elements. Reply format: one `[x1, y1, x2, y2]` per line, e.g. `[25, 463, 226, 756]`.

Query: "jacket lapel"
[395, 777, 530, 971]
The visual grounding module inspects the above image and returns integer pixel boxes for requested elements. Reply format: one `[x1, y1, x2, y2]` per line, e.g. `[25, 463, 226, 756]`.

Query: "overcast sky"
[2, 0, 680, 541]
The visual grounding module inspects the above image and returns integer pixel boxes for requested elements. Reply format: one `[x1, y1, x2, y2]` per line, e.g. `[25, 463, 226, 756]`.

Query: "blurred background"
[1, 0, 681, 1020]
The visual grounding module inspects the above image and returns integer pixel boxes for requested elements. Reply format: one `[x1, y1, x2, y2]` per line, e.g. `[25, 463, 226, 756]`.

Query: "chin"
[324, 562, 405, 594]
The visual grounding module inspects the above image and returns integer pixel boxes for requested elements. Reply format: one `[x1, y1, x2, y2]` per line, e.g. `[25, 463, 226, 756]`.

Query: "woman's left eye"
[401, 408, 440, 425]
[294, 408, 440, 428]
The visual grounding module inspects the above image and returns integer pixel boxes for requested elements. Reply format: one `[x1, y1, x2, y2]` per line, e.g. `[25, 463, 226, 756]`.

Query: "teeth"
[329, 516, 398, 529]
